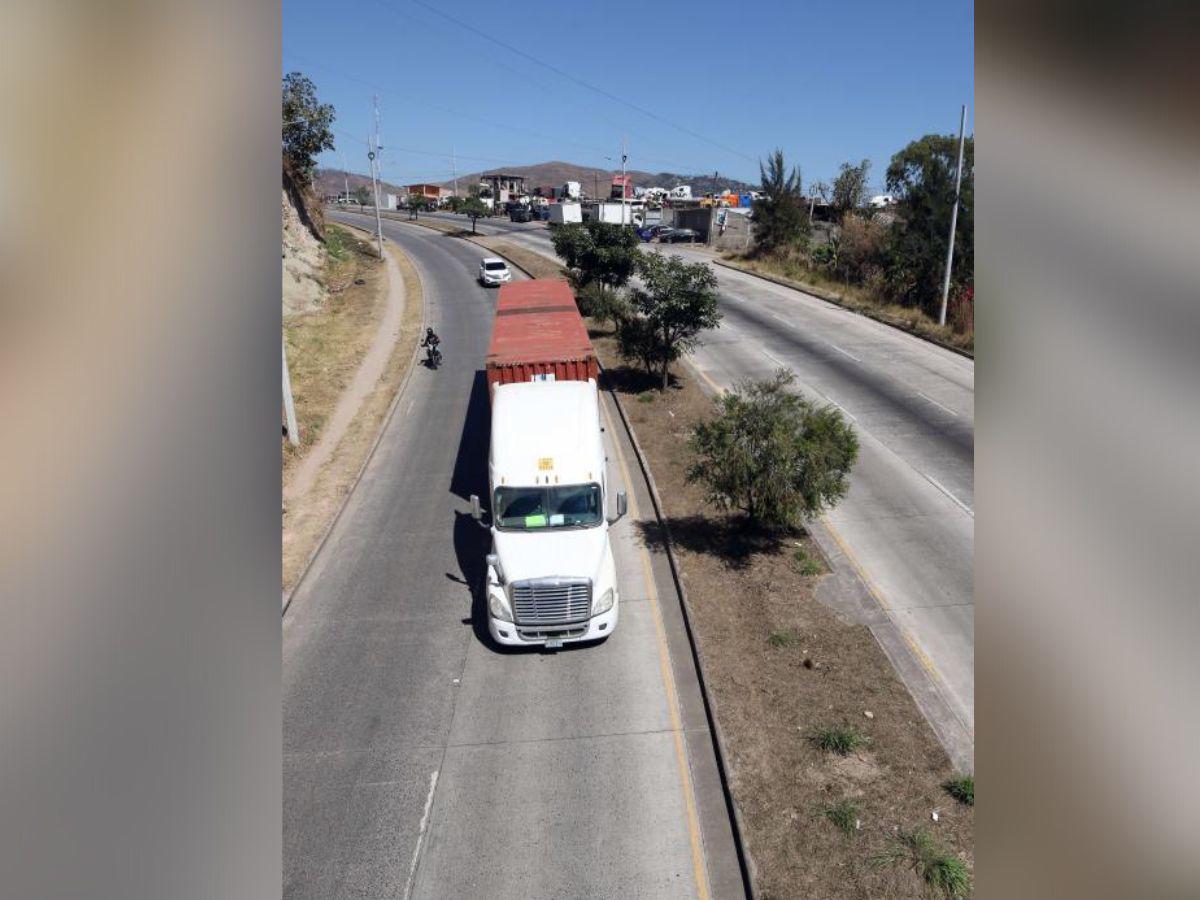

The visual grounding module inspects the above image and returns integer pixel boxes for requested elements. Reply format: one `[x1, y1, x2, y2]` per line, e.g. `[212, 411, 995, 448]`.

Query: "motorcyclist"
[421, 327, 441, 364]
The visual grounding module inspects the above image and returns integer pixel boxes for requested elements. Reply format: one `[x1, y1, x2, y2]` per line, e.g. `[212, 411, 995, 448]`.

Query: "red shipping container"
[486, 279, 599, 397]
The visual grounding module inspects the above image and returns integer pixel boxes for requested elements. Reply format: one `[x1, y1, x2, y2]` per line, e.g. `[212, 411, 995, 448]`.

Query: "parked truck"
[547, 202, 582, 226]
[471, 280, 625, 648]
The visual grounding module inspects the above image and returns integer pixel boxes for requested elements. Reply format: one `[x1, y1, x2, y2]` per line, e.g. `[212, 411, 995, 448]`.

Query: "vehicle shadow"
[448, 370, 521, 654]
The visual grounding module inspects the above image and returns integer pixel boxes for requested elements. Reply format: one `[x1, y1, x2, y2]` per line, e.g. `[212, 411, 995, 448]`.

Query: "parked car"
[663, 227, 699, 243]
[509, 207, 532, 223]
[637, 224, 674, 242]
[478, 257, 512, 287]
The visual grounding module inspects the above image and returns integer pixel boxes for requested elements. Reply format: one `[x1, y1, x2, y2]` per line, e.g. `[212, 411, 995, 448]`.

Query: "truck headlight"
[592, 587, 614, 616]
[489, 588, 513, 623]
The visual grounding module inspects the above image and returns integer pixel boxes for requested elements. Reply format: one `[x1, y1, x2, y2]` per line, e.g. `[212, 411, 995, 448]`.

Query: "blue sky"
[284, 0, 973, 191]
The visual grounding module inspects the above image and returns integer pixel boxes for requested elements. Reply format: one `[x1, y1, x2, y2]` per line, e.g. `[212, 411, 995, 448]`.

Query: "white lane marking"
[762, 349, 788, 368]
[916, 391, 957, 417]
[769, 310, 786, 322]
[407, 399, 415, 415]
[828, 342, 862, 362]
[921, 472, 974, 516]
[402, 769, 440, 900]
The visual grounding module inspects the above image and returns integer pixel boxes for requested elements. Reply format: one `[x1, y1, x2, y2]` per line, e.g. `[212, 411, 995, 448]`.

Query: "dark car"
[638, 224, 674, 242]
[509, 207, 532, 223]
[663, 227, 700, 243]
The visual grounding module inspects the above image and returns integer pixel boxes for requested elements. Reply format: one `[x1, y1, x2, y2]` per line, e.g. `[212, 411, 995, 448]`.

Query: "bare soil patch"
[592, 329, 974, 899]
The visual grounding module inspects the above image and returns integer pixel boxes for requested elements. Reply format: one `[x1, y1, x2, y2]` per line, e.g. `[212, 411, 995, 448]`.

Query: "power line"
[406, 0, 758, 165]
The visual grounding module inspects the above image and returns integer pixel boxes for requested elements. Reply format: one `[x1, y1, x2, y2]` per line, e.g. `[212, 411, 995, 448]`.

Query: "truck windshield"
[494, 483, 602, 530]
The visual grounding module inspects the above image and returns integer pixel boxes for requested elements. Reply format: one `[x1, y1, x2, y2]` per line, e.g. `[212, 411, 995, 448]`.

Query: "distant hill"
[314, 168, 407, 200]
[441, 160, 754, 198]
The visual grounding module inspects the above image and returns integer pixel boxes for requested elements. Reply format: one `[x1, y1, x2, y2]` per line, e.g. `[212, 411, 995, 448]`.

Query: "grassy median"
[591, 326, 974, 899]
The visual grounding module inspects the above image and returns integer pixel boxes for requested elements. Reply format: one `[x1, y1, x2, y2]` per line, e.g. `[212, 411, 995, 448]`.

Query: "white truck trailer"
[548, 202, 582, 225]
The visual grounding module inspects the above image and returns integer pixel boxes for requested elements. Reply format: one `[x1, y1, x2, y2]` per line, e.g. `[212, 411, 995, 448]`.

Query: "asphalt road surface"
[415, 209, 975, 768]
[284, 212, 742, 899]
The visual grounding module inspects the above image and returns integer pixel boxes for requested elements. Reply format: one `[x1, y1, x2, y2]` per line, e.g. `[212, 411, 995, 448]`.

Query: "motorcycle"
[426, 344, 443, 369]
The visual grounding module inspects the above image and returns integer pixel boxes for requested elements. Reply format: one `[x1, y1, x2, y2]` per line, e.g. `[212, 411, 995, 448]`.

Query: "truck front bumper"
[489, 601, 619, 647]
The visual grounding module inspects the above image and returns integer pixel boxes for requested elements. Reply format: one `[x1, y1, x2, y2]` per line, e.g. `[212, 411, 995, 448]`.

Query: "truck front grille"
[511, 578, 591, 626]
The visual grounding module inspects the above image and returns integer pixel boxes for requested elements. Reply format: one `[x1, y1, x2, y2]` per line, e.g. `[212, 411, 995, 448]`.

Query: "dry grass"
[721, 253, 973, 355]
[283, 225, 385, 467]
[593, 328, 973, 898]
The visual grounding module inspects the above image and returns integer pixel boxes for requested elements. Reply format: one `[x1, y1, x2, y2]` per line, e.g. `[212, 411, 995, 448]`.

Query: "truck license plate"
[544, 638, 564, 650]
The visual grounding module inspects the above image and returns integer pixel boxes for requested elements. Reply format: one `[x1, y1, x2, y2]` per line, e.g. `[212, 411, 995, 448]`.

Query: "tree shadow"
[635, 514, 801, 571]
[600, 364, 682, 395]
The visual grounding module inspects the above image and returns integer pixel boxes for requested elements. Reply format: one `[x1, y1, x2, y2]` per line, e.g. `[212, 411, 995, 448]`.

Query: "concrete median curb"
[282, 221, 427, 616]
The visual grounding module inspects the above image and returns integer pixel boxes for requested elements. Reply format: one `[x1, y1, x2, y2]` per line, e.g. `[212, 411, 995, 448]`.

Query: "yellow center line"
[605, 399, 711, 900]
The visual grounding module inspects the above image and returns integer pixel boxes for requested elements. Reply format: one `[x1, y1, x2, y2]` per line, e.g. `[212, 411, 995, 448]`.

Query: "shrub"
[822, 799, 860, 836]
[811, 725, 868, 756]
[767, 629, 798, 648]
[687, 369, 858, 529]
[873, 829, 971, 899]
[943, 775, 974, 806]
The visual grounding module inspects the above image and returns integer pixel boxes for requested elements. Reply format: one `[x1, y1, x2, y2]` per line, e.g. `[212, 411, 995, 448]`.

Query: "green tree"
[406, 193, 427, 219]
[575, 281, 631, 333]
[351, 184, 371, 207]
[460, 196, 488, 233]
[830, 159, 871, 221]
[624, 253, 722, 389]
[751, 149, 807, 255]
[445, 195, 464, 213]
[550, 221, 641, 292]
[282, 72, 335, 182]
[687, 369, 858, 529]
[885, 133, 973, 314]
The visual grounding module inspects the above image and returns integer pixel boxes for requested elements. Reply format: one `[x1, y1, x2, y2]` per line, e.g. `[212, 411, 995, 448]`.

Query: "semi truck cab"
[472, 379, 625, 648]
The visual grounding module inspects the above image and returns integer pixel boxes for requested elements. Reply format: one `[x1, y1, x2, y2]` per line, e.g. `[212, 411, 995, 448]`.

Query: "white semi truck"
[472, 280, 625, 648]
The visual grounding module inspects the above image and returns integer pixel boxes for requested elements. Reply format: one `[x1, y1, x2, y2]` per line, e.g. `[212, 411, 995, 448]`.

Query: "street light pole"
[621, 136, 628, 227]
[938, 104, 967, 327]
[369, 96, 384, 259]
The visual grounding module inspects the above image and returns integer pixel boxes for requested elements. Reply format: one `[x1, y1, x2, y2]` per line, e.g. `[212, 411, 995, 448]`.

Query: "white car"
[479, 257, 512, 287]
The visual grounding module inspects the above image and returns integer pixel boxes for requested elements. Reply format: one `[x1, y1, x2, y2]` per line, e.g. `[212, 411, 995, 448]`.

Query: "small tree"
[831, 159, 871, 221]
[460, 196, 488, 233]
[576, 281, 630, 333]
[885, 133, 974, 315]
[445, 195, 464, 213]
[687, 369, 858, 530]
[282, 72, 335, 183]
[351, 184, 371, 207]
[407, 193, 427, 219]
[626, 253, 722, 390]
[550, 221, 641, 292]
[751, 149, 807, 255]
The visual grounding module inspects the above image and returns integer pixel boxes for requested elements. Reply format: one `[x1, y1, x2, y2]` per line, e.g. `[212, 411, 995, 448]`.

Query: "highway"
[284, 212, 743, 899]
[416, 209, 976, 768]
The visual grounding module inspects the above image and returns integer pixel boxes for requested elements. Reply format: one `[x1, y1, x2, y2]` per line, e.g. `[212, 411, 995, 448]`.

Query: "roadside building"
[480, 173, 527, 206]
[406, 183, 446, 202]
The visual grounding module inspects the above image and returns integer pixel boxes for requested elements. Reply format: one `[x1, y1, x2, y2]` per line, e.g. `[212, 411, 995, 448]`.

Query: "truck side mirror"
[470, 494, 482, 520]
[486, 553, 504, 584]
[612, 491, 628, 522]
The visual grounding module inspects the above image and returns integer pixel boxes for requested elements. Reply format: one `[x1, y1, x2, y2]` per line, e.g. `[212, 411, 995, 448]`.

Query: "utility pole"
[452, 145, 458, 198]
[369, 95, 384, 258]
[938, 104, 967, 327]
[620, 136, 628, 227]
[339, 150, 349, 203]
[282, 335, 299, 447]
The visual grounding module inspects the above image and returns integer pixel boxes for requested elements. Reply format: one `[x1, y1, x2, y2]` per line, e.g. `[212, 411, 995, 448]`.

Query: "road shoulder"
[282, 225, 424, 601]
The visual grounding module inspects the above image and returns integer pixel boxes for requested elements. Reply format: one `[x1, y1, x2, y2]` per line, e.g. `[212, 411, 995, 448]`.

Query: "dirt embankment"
[283, 158, 327, 315]
[591, 330, 974, 899]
